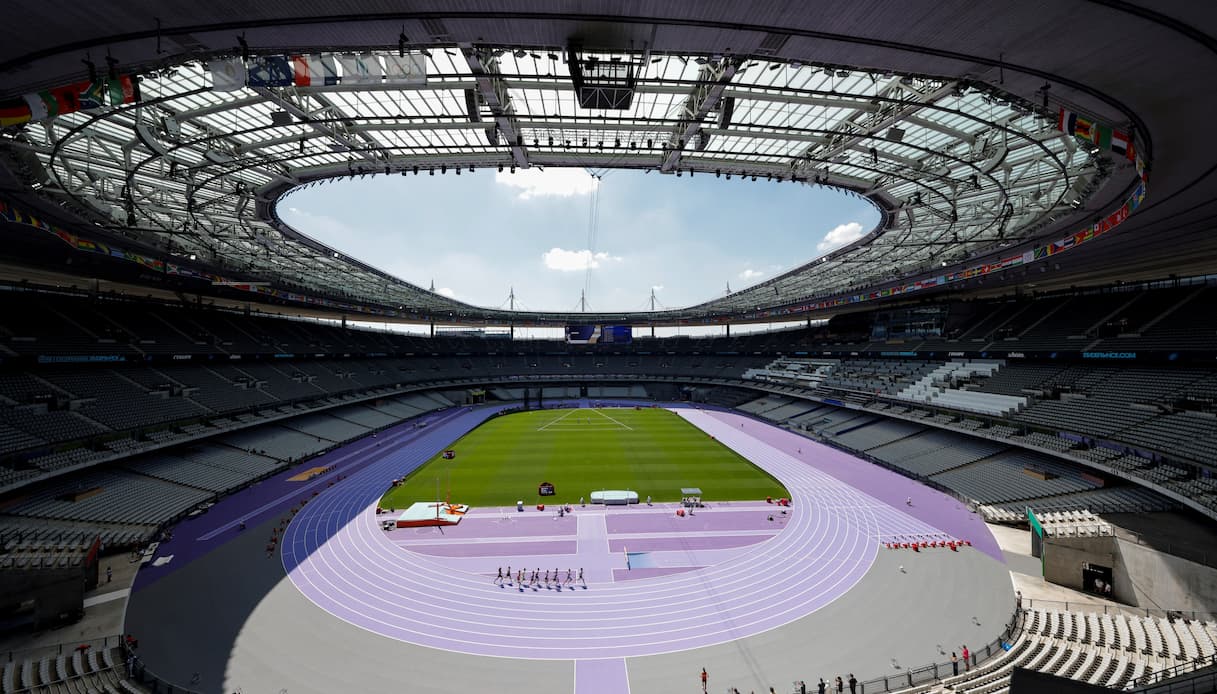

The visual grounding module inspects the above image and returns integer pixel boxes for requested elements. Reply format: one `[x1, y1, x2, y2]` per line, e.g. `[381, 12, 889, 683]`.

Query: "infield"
[379, 407, 788, 508]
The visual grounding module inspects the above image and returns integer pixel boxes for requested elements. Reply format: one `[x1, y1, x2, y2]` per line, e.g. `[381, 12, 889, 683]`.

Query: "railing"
[2, 634, 125, 664]
[1133, 653, 1217, 693]
[858, 602, 1024, 693]
[1021, 598, 1217, 625]
[123, 649, 203, 694]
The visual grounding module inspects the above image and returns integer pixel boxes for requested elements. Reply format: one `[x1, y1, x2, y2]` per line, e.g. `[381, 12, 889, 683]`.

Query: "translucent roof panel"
[12, 47, 1122, 324]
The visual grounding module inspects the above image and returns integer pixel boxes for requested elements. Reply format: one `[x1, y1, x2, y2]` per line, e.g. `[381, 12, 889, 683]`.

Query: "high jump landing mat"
[396, 501, 469, 528]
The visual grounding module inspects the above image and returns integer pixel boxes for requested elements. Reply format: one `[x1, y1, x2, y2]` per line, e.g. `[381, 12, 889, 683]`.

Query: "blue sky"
[281, 168, 879, 312]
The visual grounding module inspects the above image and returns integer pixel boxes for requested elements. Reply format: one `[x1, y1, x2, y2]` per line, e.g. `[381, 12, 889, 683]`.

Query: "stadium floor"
[124, 404, 1014, 694]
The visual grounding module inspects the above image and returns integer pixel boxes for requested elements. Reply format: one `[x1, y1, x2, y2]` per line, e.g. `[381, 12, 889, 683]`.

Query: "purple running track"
[698, 410, 1002, 561]
[281, 408, 974, 663]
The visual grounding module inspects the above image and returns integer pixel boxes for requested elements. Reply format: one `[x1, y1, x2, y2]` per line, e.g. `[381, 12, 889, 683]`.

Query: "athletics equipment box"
[590, 490, 638, 505]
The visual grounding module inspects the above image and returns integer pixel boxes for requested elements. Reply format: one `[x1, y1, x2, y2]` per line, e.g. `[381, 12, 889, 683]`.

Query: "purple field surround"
[132, 405, 507, 591]
[280, 406, 992, 684]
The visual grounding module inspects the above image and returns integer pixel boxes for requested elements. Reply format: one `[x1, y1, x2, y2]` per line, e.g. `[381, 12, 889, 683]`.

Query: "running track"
[281, 407, 983, 694]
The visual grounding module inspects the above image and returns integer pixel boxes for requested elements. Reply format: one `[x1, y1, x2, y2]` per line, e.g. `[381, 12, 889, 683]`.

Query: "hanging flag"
[208, 58, 247, 91]
[1110, 129, 1135, 161]
[76, 81, 107, 111]
[1056, 107, 1094, 142]
[358, 53, 383, 84]
[247, 56, 293, 87]
[384, 54, 427, 85]
[0, 98, 31, 127]
[107, 75, 140, 106]
[1094, 124, 1113, 151]
[23, 88, 76, 121]
[1056, 107, 1074, 134]
[338, 53, 382, 84]
[291, 54, 339, 87]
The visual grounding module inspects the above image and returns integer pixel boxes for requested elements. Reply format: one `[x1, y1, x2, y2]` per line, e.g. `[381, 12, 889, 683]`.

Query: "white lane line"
[279, 407, 957, 659]
[592, 408, 633, 431]
[538, 408, 580, 431]
[84, 588, 130, 608]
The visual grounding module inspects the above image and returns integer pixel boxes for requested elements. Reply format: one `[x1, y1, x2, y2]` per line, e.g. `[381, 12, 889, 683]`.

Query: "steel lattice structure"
[9, 47, 1126, 325]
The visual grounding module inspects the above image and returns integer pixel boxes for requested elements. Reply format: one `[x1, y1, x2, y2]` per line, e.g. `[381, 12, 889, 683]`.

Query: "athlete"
[544, 569, 550, 587]
[494, 567, 503, 585]
[578, 567, 586, 587]
[506, 565, 512, 585]
[564, 568, 574, 586]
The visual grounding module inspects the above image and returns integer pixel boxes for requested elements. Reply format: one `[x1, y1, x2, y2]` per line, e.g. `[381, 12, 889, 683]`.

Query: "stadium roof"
[2, 2, 1215, 326]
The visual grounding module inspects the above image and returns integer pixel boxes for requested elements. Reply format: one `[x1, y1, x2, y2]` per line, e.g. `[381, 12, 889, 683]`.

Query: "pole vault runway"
[281, 408, 986, 692]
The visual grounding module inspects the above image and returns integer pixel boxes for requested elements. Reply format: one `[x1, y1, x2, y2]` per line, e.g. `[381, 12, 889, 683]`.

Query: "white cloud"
[435, 287, 457, 298]
[495, 168, 598, 199]
[542, 247, 621, 272]
[816, 221, 866, 253]
[738, 268, 765, 280]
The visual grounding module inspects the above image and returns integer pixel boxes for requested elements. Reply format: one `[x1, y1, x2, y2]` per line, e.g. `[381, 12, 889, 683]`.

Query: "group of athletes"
[493, 566, 587, 590]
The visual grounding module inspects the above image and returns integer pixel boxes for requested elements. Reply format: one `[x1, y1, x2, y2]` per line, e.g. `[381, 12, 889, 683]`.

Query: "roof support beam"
[459, 45, 528, 168]
[661, 58, 739, 172]
[250, 87, 380, 166]
[794, 80, 958, 178]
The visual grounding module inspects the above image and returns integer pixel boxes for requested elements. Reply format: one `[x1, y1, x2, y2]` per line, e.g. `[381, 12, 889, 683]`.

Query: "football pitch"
[379, 407, 789, 508]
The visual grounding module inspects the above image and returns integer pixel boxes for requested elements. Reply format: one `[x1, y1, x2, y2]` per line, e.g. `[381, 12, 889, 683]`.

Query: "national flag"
[1056, 107, 1073, 134]
[23, 92, 54, 120]
[1072, 115, 1095, 142]
[384, 54, 427, 85]
[1110, 129, 1135, 161]
[246, 56, 293, 87]
[208, 58, 247, 92]
[0, 98, 31, 127]
[1094, 124, 1113, 151]
[1056, 107, 1095, 143]
[291, 54, 338, 86]
[74, 81, 106, 111]
[107, 75, 140, 106]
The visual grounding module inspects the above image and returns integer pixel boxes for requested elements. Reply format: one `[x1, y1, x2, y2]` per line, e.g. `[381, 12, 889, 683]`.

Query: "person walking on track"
[700, 668, 708, 693]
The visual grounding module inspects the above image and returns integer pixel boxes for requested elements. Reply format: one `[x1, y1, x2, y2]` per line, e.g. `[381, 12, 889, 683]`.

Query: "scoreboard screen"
[565, 325, 633, 344]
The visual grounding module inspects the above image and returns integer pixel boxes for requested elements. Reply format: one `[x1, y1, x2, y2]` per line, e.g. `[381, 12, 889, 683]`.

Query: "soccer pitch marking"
[537, 408, 633, 432]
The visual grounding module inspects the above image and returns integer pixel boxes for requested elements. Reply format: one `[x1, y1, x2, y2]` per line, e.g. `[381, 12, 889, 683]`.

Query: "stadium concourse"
[123, 404, 1014, 693]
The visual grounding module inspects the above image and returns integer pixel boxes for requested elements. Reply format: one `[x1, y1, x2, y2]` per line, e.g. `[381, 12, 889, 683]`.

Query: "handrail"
[1132, 652, 1217, 692]
[122, 647, 203, 694]
[1021, 599, 1217, 625]
[2, 634, 124, 665]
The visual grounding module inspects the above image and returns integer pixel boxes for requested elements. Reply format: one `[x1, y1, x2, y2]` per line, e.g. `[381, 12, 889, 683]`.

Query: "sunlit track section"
[281, 406, 946, 659]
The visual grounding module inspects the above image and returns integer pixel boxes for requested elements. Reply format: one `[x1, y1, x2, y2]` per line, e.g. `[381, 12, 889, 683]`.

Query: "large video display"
[565, 325, 633, 344]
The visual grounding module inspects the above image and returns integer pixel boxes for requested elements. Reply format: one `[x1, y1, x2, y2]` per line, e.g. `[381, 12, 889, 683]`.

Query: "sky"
[280, 167, 879, 314]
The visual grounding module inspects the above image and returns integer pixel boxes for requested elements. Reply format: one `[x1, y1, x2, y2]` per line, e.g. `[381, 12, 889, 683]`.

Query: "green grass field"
[379, 407, 788, 508]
